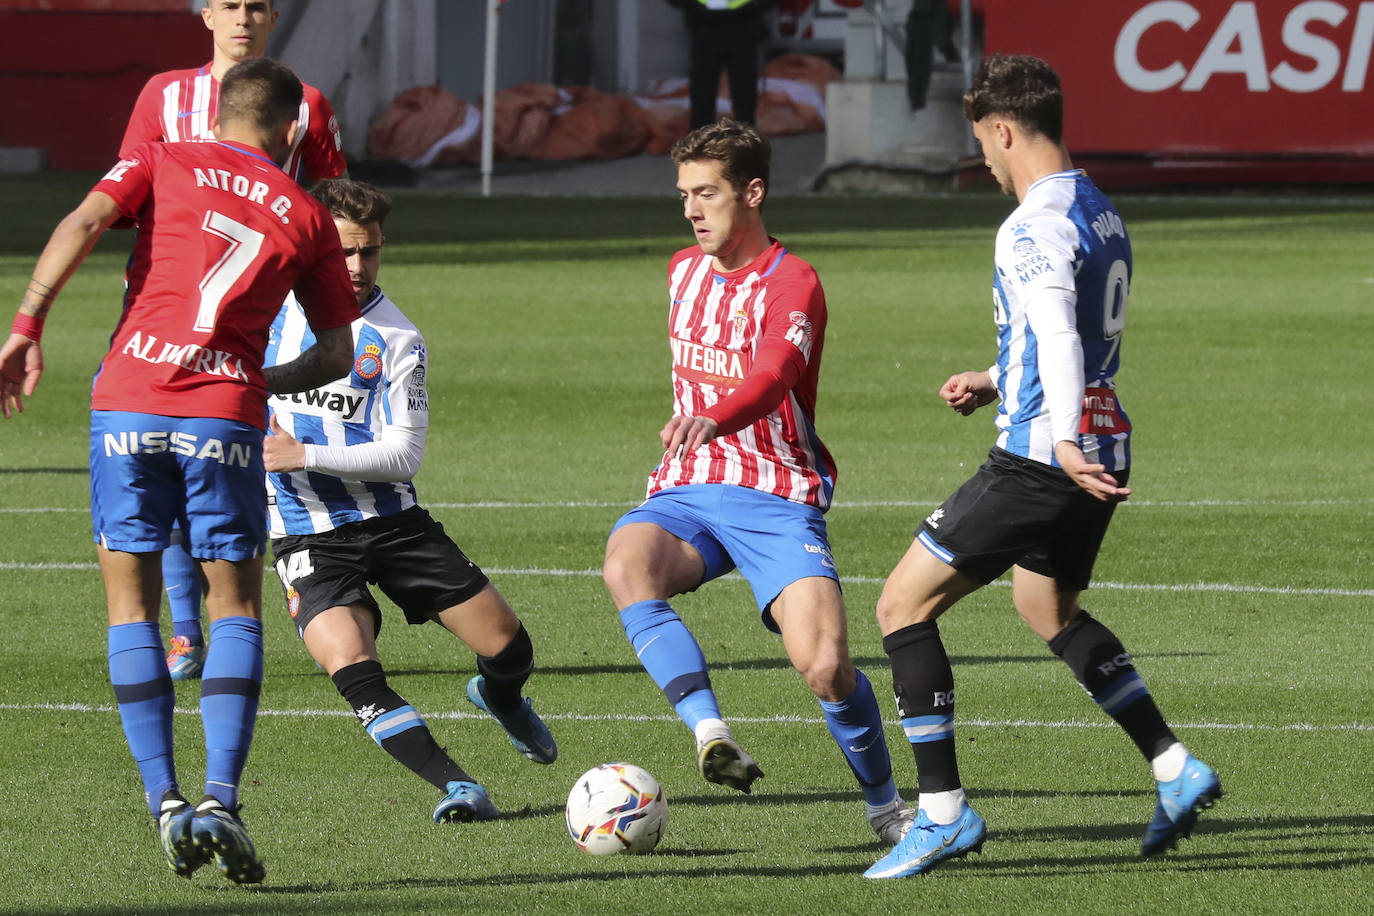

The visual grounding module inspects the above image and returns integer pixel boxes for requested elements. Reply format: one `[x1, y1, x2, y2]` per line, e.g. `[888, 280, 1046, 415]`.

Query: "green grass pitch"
[0, 174, 1370, 914]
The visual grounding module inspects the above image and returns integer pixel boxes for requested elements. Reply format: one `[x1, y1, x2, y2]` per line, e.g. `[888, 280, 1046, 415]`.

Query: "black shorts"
[915, 447, 1129, 592]
[270, 506, 490, 637]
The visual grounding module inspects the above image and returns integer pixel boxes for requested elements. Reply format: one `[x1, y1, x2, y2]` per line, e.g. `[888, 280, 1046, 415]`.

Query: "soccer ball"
[565, 762, 668, 855]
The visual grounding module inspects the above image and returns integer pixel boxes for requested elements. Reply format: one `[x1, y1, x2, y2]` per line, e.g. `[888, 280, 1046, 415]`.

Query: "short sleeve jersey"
[649, 239, 836, 509]
[989, 169, 1133, 472]
[119, 65, 347, 184]
[91, 140, 360, 428]
[264, 286, 428, 537]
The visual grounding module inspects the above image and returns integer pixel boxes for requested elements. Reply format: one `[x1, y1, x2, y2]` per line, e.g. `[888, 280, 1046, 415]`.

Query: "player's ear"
[201, 2, 214, 31]
[995, 120, 1014, 150]
[210, 115, 222, 141]
[744, 177, 766, 209]
[283, 119, 300, 151]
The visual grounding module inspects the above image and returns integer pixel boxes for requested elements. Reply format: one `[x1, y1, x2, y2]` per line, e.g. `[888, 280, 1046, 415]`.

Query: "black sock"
[1048, 611, 1176, 760]
[883, 620, 961, 793]
[332, 660, 468, 790]
[476, 623, 534, 714]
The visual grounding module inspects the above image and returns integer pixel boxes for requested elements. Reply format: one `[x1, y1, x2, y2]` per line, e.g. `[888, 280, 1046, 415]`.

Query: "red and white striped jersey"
[648, 239, 836, 509]
[119, 64, 347, 184]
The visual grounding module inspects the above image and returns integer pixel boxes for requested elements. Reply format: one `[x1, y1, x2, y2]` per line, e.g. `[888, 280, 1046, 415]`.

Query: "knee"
[875, 590, 915, 634]
[876, 585, 944, 635]
[600, 544, 641, 604]
[799, 656, 855, 702]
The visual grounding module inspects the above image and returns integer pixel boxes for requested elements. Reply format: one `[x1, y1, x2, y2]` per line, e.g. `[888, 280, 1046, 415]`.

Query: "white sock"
[917, 788, 967, 825]
[1151, 742, 1188, 782]
[693, 717, 731, 745]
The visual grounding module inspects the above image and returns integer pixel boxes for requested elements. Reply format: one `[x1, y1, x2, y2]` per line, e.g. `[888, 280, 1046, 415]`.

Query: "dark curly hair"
[962, 53, 1064, 144]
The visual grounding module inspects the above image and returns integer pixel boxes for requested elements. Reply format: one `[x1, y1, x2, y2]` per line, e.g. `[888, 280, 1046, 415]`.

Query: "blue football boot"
[433, 780, 499, 823]
[465, 675, 557, 764]
[864, 802, 987, 879]
[1142, 754, 1222, 856]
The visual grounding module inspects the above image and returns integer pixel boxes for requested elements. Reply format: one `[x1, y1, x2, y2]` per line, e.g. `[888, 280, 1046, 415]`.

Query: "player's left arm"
[268, 215, 363, 394]
[1016, 216, 1129, 503]
[266, 328, 429, 481]
[264, 414, 425, 480]
[301, 89, 348, 182]
[662, 278, 817, 456]
[1028, 287, 1126, 501]
[2, 191, 123, 418]
[263, 324, 353, 395]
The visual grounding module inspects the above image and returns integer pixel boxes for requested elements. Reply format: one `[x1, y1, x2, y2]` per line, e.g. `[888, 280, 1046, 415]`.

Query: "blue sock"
[820, 669, 897, 807]
[162, 538, 203, 645]
[108, 621, 178, 815]
[673, 692, 723, 734]
[200, 616, 264, 809]
[619, 599, 721, 731]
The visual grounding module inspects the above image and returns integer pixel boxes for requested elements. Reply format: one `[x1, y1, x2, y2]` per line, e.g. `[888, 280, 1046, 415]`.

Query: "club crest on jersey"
[732, 304, 750, 335]
[286, 586, 300, 618]
[355, 343, 383, 381]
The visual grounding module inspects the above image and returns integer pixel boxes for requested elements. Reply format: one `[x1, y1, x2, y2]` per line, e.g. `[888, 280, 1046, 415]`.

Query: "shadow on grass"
[381, 650, 1209, 680]
[0, 466, 87, 474]
[28, 813, 1374, 911]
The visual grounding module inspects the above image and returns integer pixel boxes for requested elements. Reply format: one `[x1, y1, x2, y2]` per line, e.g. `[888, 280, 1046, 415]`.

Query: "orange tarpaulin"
[366, 54, 841, 167]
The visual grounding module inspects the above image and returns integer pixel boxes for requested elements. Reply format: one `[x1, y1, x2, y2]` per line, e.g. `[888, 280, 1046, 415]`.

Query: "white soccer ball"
[565, 762, 668, 855]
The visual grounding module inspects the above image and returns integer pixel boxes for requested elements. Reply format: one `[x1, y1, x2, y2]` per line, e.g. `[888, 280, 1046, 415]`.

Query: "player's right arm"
[939, 370, 997, 415]
[1, 191, 123, 418]
[118, 77, 166, 159]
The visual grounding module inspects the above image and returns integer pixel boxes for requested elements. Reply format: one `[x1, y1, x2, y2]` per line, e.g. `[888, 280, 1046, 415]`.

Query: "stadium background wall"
[986, 0, 1374, 159]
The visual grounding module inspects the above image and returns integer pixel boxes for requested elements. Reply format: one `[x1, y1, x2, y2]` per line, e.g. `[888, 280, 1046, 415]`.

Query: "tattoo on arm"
[20, 280, 56, 320]
[263, 325, 353, 394]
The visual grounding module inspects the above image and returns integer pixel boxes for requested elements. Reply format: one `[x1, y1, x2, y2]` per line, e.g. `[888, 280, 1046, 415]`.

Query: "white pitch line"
[5, 563, 1371, 598]
[5, 495, 1374, 513]
[1, 701, 1369, 733]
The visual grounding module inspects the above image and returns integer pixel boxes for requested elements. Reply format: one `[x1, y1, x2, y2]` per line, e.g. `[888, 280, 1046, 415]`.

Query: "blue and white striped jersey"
[265, 286, 429, 536]
[989, 169, 1132, 471]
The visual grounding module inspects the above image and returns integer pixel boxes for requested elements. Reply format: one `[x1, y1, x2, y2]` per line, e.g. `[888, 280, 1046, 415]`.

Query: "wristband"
[11, 312, 44, 342]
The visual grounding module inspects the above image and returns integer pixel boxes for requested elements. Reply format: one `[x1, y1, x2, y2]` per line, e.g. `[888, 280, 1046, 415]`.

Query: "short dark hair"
[670, 118, 771, 201]
[218, 57, 302, 135]
[310, 179, 393, 229]
[962, 53, 1064, 144]
[203, 0, 275, 11]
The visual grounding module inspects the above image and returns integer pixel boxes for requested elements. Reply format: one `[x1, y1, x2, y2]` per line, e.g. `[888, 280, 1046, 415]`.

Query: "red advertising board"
[985, 0, 1374, 156]
[0, 8, 205, 170]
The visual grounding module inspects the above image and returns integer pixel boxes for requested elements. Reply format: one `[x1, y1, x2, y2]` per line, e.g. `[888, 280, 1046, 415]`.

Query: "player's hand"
[263, 414, 308, 472]
[939, 371, 994, 416]
[1054, 440, 1130, 503]
[660, 415, 718, 459]
[0, 332, 43, 419]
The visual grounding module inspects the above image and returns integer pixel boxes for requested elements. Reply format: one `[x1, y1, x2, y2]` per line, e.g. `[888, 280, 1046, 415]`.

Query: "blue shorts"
[611, 484, 839, 631]
[89, 410, 267, 561]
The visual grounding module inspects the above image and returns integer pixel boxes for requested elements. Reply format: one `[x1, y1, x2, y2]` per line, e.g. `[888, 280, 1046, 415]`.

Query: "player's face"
[203, 0, 277, 65]
[676, 158, 762, 269]
[335, 219, 384, 308]
[972, 117, 1014, 196]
